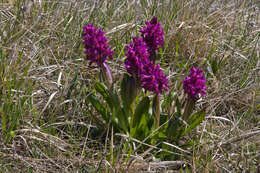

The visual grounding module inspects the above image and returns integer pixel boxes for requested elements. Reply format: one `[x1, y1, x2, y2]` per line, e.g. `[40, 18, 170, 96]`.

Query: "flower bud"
[101, 62, 113, 88]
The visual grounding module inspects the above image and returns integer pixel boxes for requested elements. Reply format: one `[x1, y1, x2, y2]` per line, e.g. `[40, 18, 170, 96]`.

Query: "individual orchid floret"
[140, 63, 169, 94]
[83, 24, 113, 66]
[182, 67, 207, 100]
[124, 37, 150, 76]
[140, 17, 164, 54]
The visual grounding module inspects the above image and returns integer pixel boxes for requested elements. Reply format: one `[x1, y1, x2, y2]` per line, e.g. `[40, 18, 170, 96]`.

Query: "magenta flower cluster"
[183, 67, 206, 100]
[83, 24, 113, 66]
[124, 17, 168, 94]
[141, 63, 169, 94]
[82, 17, 168, 94]
[140, 17, 164, 53]
[124, 37, 150, 76]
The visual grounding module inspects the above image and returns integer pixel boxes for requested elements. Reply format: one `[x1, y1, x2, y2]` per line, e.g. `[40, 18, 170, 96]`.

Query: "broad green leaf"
[161, 90, 176, 116]
[157, 131, 167, 139]
[166, 114, 183, 141]
[159, 114, 168, 124]
[166, 97, 183, 141]
[109, 90, 121, 108]
[120, 75, 128, 109]
[118, 108, 130, 133]
[257, 104, 260, 110]
[182, 111, 205, 136]
[120, 75, 137, 110]
[95, 82, 113, 109]
[87, 93, 109, 122]
[110, 91, 129, 132]
[175, 97, 182, 116]
[133, 112, 150, 139]
[95, 82, 129, 133]
[132, 96, 150, 128]
[95, 82, 108, 97]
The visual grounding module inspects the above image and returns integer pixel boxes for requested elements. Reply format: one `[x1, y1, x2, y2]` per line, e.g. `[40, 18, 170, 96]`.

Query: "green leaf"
[182, 111, 205, 136]
[95, 82, 130, 133]
[166, 113, 183, 141]
[95, 82, 113, 109]
[166, 97, 183, 141]
[110, 90, 121, 108]
[95, 82, 108, 97]
[120, 75, 128, 109]
[257, 104, 260, 110]
[87, 93, 109, 122]
[132, 96, 150, 129]
[161, 91, 176, 115]
[120, 75, 137, 110]
[159, 113, 168, 125]
[175, 97, 182, 116]
[131, 113, 149, 139]
[110, 91, 129, 133]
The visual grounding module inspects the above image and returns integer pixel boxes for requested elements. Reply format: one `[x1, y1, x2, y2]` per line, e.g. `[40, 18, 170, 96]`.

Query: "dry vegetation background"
[0, 0, 260, 172]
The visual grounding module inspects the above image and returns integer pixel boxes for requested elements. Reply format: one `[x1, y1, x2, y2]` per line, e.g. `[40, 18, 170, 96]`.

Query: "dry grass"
[0, 0, 259, 172]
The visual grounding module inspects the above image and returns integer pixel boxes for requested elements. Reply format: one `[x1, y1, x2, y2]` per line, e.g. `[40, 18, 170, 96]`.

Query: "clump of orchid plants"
[83, 17, 207, 148]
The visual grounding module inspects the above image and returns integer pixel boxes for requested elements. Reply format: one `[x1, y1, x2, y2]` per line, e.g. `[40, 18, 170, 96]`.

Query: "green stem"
[153, 94, 160, 128]
[182, 97, 196, 121]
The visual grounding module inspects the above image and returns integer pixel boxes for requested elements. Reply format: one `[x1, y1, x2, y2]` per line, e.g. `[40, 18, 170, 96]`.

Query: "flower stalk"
[153, 94, 161, 128]
[182, 97, 196, 121]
